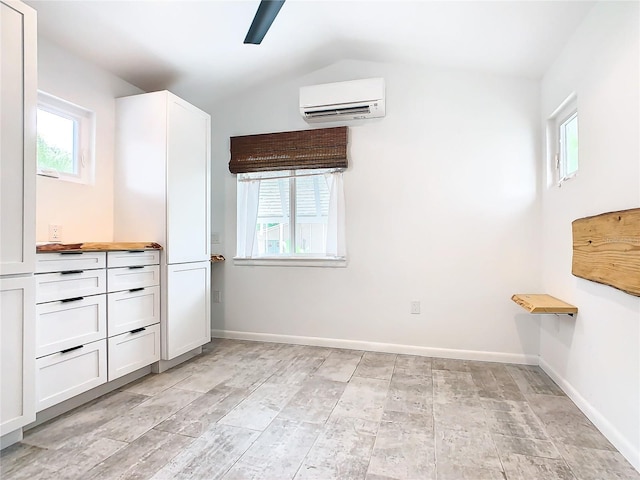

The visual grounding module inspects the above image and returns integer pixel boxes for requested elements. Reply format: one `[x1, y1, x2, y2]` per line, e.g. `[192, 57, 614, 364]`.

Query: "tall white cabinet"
[0, 0, 37, 446]
[114, 91, 211, 362]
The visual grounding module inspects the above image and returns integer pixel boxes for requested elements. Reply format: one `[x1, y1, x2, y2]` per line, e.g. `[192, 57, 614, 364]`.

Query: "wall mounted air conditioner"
[299, 77, 385, 123]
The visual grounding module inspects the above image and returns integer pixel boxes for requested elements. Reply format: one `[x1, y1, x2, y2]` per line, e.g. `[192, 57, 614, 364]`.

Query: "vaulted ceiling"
[26, 0, 595, 103]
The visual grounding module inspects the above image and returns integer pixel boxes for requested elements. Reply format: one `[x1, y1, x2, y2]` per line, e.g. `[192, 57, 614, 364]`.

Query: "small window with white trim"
[548, 94, 578, 185]
[36, 91, 94, 184]
[236, 168, 346, 265]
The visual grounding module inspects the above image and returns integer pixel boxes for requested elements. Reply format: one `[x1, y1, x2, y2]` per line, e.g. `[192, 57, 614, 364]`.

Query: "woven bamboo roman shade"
[229, 126, 348, 174]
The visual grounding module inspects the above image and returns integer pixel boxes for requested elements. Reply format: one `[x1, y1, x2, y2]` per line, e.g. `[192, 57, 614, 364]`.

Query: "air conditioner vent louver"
[305, 105, 371, 119]
[300, 78, 385, 123]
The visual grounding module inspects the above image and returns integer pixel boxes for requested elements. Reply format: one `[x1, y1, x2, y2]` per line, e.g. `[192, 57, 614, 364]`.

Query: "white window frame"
[547, 93, 578, 186]
[234, 168, 347, 267]
[36, 91, 94, 184]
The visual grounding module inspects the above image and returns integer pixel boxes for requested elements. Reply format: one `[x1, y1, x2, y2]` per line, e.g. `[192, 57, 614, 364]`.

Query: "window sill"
[37, 171, 89, 185]
[233, 256, 347, 268]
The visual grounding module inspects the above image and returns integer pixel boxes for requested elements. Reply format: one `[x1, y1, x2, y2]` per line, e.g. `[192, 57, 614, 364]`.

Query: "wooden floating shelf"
[511, 294, 578, 316]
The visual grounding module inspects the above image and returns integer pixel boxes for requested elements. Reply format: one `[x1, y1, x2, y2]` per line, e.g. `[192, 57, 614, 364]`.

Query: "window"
[37, 91, 94, 183]
[236, 169, 346, 266]
[255, 170, 329, 255]
[559, 111, 578, 179]
[548, 94, 578, 185]
[230, 126, 348, 266]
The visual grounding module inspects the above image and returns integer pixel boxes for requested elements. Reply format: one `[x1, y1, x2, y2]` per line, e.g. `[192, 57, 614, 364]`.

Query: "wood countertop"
[36, 242, 162, 253]
[37, 244, 227, 265]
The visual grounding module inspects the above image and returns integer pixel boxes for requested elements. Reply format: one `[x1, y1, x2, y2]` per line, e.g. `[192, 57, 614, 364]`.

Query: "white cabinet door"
[166, 96, 210, 264]
[106, 250, 160, 268]
[0, 0, 36, 276]
[36, 269, 107, 303]
[107, 286, 160, 336]
[0, 276, 35, 434]
[107, 265, 160, 292]
[35, 339, 107, 412]
[36, 252, 106, 274]
[36, 295, 107, 358]
[108, 324, 160, 381]
[165, 261, 210, 359]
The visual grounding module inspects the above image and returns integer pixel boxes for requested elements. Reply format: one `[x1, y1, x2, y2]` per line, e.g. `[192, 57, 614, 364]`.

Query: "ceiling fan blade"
[244, 0, 285, 45]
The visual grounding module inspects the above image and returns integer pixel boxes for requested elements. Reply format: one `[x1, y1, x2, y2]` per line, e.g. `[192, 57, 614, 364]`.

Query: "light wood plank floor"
[1, 339, 638, 479]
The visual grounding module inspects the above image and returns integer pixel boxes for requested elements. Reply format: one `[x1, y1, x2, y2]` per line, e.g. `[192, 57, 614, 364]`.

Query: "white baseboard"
[210, 329, 538, 365]
[539, 358, 640, 473]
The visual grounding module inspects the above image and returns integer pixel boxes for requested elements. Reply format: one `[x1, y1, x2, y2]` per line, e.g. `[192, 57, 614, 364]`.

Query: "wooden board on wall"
[572, 208, 640, 297]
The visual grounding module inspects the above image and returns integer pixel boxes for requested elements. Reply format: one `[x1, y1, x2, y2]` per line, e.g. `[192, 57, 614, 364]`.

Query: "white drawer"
[36, 295, 107, 358]
[107, 286, 160, 336]
[36, 269, 107, 303]
[107, 265, 159, 292]
[108, 323, 160, 381]
[35, 339, 107, 411]
[107, 250, 160, 268]
[36, 252, 106, 273]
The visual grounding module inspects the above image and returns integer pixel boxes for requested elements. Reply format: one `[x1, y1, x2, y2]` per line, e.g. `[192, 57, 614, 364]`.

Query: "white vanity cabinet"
[34, 252, 108, 412]
[33, 249, 161, 410]
[106, 250, 160, 381]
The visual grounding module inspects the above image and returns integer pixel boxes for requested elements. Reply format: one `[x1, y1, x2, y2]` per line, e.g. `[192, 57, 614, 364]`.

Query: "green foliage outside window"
[37, 133, 73, 173]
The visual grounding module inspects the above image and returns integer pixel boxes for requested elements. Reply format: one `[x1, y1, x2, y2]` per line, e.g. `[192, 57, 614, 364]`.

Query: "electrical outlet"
[48, 224, 62, 242]
[211, 232, 221, 244]
[213, 290, 221, 303]
[410, 301, 421, 314]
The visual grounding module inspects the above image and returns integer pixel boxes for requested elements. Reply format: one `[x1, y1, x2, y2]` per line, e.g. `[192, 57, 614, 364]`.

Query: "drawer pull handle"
[128, 266, 144, 270]
[128, 250, 144, 253]
[61, 297, 84, 303]
[60, 252, 83, 255]
[60, 345, 83, 354]
[130, 327, 146, 334]
[60, 270, 84, 275]
[129, 287, 144, 292]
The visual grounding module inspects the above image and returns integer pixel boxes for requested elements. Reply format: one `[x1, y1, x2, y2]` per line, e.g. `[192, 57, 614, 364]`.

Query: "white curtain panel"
[324, 171, 346, 258]
[236, 178, 260, 257]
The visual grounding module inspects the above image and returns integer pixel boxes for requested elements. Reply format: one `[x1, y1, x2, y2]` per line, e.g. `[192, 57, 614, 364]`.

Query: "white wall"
[36, 39, 142, 243]
[540, 1, 640, 470]
[32, 5, 639, 470]
[207, 60, 542, 363]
